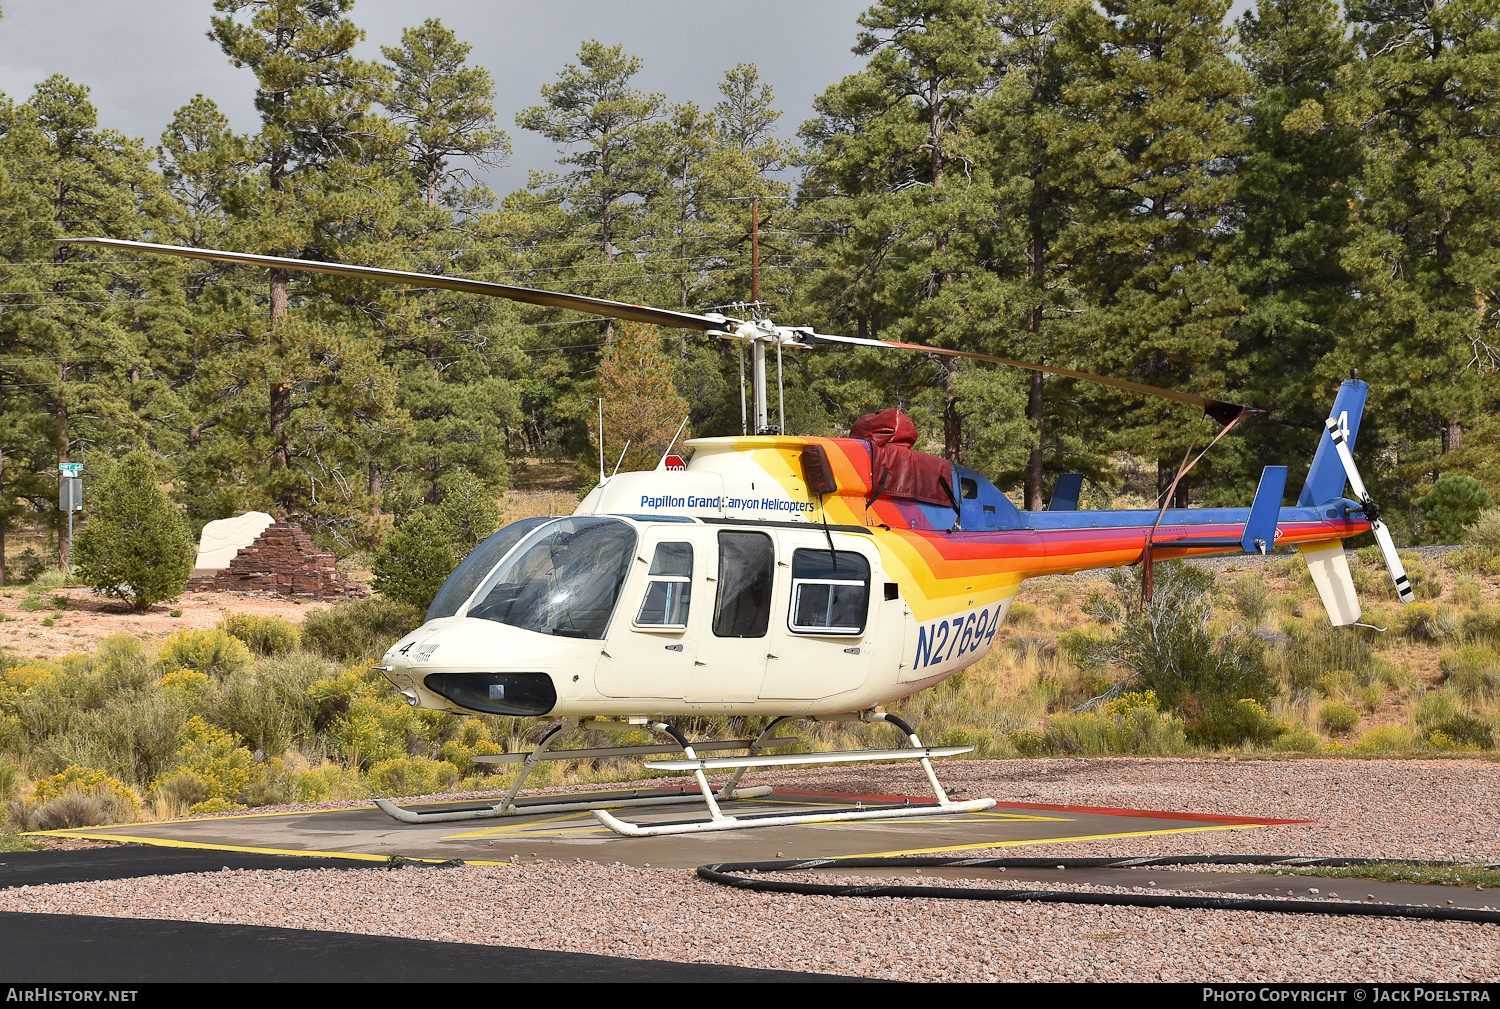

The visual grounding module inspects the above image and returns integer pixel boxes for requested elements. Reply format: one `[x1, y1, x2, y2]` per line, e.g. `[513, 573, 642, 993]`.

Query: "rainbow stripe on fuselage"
[664, 433, 1366, 627]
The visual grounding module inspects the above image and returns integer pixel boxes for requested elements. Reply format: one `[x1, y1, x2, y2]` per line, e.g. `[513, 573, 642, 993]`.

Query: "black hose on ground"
[695, 856, 1500, 925]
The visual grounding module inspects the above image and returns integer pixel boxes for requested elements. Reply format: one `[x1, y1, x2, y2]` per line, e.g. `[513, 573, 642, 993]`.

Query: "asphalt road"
[0, 847, 867, 983]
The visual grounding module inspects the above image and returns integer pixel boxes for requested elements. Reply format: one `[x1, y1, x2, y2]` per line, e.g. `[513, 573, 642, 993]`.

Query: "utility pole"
[751, 196, 760, 306]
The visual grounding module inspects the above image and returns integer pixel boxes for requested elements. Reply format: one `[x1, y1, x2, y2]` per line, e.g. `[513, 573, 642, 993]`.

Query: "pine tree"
[381, 18, 511, 208]
[514, 40, 668, 316]
[1062, 0, 1250, 506]
[363, 20, 523, 511]
[593, 323, 690, 476]
[1344, 0, 1500, 505]
[798, 1, 1002, 456]
[0, 76, 187, 567]
[1229, 0, 1364, 497]
[964, 0, 1098, 506]
[205, 0, 405, 544]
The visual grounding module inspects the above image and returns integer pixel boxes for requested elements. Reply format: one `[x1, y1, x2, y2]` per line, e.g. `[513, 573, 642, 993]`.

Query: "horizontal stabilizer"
[1301, 539, 1361, 626]
[1048, 473, 1085, 511]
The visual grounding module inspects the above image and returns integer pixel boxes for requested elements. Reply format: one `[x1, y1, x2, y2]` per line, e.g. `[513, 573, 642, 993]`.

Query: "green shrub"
[1438, 646, 1500, 700]
[1228, 574, 1271, 628]
[72, 452, 195, 611]
[151, 716, 277, 808]
[1428, 714, 1494, 750]
[1415, 689, 1462, 728]
[92, 634, 155, 693]
[158, 628, 251, 679]
[222, 612, 300, 657]
[1453, 578, 1484, 609]
[1281, 625, 1377, 692]
[1348, 725, 1421, 754]
[1418, 476, 1496, 545]
[152, 769, 210, 810]
[32, 765, 140, 814]
[1399, 603, 1459, 641]
[213, 655, 324, 756]
[99, 690, 196, 785]
[367, 755, 457, 797]
[433, 470, 503, 559]
[28, 568, 69, 592]
[1461, 606, 1500, 645]
[1188, 698, 1288, 748]
[0, 758, 20, 801]
[302, 597, 423, 662]
[1077, 563, 1278, 743]
[1272, 728, 1322, 752]
[1010, 707, 1189, 757]
[371, 514, 455, 610]
[31, 790, 126, 830]
[12, 549, 47, 585]
[1466, 508, 1500, 550]
[291, 764, 363, 803]
[1318, 701, 1360, 734]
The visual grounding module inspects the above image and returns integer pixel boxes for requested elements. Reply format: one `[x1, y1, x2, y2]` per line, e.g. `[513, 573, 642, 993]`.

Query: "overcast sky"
[0, 0, 872, 195]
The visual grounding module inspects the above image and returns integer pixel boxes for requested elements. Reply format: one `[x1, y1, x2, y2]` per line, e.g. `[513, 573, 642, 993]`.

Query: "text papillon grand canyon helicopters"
[62, 237, 1412, 837]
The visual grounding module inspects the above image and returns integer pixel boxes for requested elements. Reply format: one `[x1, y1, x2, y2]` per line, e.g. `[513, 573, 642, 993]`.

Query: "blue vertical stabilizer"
[1297, 379, 1368, 507]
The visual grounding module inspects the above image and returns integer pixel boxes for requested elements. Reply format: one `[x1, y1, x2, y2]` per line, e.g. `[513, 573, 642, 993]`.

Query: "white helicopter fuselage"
[379, 435, 1021, 720]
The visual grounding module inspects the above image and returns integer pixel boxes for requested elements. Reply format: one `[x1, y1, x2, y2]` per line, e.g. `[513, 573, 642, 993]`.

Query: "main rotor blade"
[1323, 417, 1414, 604]
[797, 331, 1258, 426]
[61, 238, 1262, 423]
[55, 238, 724, 332]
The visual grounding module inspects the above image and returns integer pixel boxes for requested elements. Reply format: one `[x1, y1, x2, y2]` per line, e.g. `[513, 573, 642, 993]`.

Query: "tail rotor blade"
[1371, 521, 1416, 604]
[1323, 417, 1369, 501]
[1323, 418, 1413, 604]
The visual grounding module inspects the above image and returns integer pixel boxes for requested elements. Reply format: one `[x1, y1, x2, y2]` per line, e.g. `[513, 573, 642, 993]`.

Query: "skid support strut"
[591, 712, 996, 837]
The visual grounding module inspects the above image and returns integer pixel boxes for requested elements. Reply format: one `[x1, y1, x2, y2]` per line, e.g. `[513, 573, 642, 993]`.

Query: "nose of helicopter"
[378, 616, 601, 716]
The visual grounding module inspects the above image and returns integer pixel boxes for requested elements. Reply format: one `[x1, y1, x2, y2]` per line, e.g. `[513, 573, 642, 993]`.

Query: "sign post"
[58, 463, 82, 572]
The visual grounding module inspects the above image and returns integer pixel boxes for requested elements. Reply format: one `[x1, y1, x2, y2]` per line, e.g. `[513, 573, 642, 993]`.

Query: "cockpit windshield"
[425, 516, 551, 622]
[465, 517, 637, 639]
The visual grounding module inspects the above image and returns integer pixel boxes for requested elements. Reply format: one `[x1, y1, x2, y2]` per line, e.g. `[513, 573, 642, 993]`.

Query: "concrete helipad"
[40, 788, 1310, 868]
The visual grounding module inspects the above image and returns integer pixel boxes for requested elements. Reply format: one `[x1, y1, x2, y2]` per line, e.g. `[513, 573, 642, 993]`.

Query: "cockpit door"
[595, 532, 702, 699]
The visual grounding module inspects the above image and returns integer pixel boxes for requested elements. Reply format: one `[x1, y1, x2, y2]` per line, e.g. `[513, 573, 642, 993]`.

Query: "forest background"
[4, 0, 1500, 573]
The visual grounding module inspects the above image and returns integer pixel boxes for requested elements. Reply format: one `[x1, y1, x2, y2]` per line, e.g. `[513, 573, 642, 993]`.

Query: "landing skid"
[372, 722, 781, 824]
[374, 785, 773, 825]
[372, 712, 996, 835]
[593, 713, 995, 837]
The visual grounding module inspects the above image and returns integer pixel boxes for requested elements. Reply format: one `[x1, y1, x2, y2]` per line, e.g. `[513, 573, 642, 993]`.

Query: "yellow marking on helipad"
[839, 822, 1270, 859]
[24, 829, 508, 866]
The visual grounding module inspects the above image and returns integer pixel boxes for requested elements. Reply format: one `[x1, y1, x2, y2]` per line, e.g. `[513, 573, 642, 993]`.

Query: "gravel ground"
[5, 757, 1499, 982]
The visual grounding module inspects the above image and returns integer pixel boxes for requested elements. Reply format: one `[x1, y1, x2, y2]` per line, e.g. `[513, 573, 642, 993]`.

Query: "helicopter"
[60, 237, 1413, 837]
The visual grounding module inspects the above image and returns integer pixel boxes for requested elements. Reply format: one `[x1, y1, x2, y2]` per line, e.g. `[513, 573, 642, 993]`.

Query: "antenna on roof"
[657, 416, 690, 470]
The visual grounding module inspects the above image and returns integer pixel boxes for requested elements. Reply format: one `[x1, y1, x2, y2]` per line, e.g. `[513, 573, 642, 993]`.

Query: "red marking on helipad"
[993, 801, 1314, 825]
[767, 790, 1312, 825]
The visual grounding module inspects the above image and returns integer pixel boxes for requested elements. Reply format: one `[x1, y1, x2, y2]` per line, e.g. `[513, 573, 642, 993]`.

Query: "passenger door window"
[635, 542, 693, 627]
[788, 549, 870, 635]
